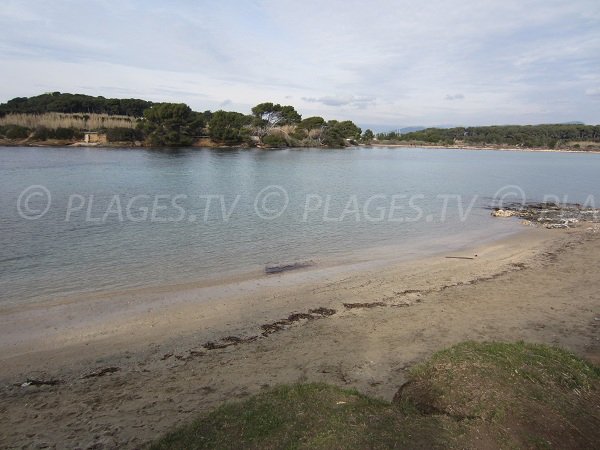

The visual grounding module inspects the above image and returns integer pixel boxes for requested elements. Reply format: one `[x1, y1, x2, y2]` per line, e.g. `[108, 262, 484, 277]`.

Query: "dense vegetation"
[251, 102, 302, 139]
[0, 92, 152, 116]
[0, 93, 363, 148]
[152, 342, 599, 449]
[377, 124, 600, 148]
[208, 110, 252, 144]
[2, 93, 597, 149]
[141, 103, 206, 147]
[105, 127, 143, 143]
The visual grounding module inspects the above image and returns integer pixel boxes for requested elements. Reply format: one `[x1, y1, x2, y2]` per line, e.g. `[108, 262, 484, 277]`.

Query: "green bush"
[106, 127, 142, 142]
[290, 128, 307, 141]
[53, 127, 83, 140]
[208, 110, 252, 144]
[262, 134, 288, 147]
[0, 124, 30, 139]
[142, 103, 201, 146]
[320, 126, 345, 147]
[32, 126, 50, 140]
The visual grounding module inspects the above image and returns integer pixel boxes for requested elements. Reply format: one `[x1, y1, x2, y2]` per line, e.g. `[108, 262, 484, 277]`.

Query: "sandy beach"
[1, 223, 599, 448]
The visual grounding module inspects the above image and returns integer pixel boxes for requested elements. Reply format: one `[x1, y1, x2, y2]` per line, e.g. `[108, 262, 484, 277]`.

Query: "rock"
[490, 202, 598, 229]
[491, 209, 515, 217]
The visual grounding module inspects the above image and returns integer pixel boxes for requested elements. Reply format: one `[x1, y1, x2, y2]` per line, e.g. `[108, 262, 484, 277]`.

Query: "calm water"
[1, 146, 598, 304]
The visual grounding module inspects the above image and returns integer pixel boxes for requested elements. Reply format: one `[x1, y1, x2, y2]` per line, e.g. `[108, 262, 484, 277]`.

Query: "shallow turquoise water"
[0, 146, 598, 304]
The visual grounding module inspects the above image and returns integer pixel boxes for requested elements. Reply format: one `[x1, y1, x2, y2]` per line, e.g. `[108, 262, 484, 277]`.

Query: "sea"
[1, 146, 598, 304]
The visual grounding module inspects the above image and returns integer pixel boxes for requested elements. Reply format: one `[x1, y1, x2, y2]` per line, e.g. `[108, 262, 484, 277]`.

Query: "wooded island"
[1, 92, 598, 150]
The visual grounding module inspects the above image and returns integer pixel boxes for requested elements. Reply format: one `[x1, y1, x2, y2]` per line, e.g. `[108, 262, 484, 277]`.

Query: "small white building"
[83, 132, 106, 144]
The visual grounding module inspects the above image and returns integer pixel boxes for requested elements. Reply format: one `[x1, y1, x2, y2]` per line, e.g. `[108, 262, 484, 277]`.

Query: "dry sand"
[1, 225, 599, 449]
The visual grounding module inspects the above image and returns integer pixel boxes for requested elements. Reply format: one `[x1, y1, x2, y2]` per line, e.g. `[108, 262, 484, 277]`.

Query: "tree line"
[5, 93, 595, 150]
[138, 101, 365, 147]
[0, 92, 153, 116]
[376, 124, 600, 149]
[0, 93, 365, 148]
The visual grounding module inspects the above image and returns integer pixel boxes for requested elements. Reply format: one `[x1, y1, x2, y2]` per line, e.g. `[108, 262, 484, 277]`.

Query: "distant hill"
[0, 92, 153, 117]
[398, 126, 426, 134]
[359, 125, 426, 134]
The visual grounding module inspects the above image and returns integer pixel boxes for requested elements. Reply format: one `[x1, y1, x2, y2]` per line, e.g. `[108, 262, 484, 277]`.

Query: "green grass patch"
[151, 383, 453, 449]
[151, 342, 600, 449]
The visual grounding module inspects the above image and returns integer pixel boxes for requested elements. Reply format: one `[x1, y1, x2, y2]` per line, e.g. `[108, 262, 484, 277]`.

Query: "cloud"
[302, 95, 376, 109]
[444, 94, 465, 101]
[585, 88, 600, 97]
[0, 0, 599, 126]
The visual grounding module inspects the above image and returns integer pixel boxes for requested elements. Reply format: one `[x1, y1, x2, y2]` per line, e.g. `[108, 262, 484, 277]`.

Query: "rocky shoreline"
[491, 202, 600, 229]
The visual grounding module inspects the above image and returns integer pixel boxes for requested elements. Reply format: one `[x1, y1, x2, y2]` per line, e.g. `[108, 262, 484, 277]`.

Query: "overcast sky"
[1, 0, 599, 128]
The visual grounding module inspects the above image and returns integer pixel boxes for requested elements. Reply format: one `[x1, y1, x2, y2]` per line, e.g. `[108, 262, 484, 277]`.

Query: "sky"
[0, 0, 599, 129]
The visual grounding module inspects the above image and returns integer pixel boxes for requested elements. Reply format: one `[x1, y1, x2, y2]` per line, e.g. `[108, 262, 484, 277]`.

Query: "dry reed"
[0, 112, 138, 130]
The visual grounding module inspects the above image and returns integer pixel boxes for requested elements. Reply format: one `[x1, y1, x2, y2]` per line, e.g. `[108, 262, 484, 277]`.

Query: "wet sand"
[1, 225, 599, 448]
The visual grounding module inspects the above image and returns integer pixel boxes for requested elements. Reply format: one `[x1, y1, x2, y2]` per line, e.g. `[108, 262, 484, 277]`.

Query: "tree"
[317, 120, 362, 147]
[251, 102, 301, 126]
[334, 120, 362, 140]
[208, 110, 252, 144]
[298, 116, 325, 132]
[293, 116, 325, 142]
[361, 129, 374, 143]
[251, 102, 301, 140]
[0, 92, 152, 116]
[320, 125, 345, 147]
[142, 103, 199, 146]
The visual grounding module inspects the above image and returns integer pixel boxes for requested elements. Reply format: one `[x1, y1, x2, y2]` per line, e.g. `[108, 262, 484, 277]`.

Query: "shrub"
[208, 110, 252, 144]
[54, 127, 76, 140]
[32, 126, 50, 140]
[106, 127, 142, 142]
[262, 133, 288, 147]
[290, 128, 307, 141]
[0, 124, 30, 139]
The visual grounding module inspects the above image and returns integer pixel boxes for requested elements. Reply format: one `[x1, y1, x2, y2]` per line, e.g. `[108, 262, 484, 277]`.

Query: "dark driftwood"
[265, 261, 313, 274]
[445, 256, 475, 260]
[82, 367, 120, 379]
[20, 378, 63, 387]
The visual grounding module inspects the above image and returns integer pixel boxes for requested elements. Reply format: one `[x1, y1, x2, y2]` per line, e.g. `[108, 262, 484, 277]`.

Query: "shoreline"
[366, 142, 600, 154]
[0, 216, 520, 307]
[1, 224, 599, 447]
[0, 220, 526, 373]
[1, 140, 600, 154]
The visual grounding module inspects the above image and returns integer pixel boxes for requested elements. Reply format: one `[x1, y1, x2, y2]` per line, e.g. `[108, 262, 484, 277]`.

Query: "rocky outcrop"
[490, 202, 599, 229]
